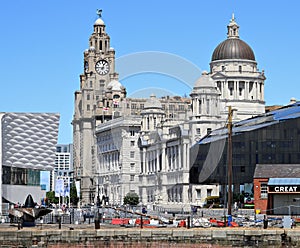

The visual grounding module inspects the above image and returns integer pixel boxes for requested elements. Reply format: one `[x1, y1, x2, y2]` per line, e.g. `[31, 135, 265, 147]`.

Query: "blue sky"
[1, 1, 300, 144]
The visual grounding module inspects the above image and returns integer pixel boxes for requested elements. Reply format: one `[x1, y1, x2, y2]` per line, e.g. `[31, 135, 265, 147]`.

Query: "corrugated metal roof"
[268, 178, 300, 185]
[198, 102, 300, 145]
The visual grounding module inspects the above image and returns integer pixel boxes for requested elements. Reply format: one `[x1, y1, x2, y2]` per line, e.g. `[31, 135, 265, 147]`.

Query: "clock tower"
[72, 10, 124, 205]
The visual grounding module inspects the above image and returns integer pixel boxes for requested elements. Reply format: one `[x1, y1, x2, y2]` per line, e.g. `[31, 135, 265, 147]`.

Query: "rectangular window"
[207, 128, 212, 135]
[196, 128, 201, 135]
[179, 105, 185, 111]
[131, 103, 137, 109]
[261, 183, 268, 199]
[207, 189, 212, 197]
[130, 163, 135, 171]
[100, 80, 105, 88]
[130, 175, 134, 181]
[130, 130, 135, 136]
[196, 189, 201, 199]
[130, 151, 134, 158]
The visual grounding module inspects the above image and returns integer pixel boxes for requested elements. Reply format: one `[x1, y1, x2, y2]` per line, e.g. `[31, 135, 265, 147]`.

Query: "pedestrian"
[83, 210, 87, 223]
[234, 202, 238, 211]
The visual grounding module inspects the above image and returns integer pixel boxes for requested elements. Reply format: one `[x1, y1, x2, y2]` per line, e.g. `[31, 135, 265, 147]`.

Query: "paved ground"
[1, 222, 296, 232]
[0, 222, 117, 231]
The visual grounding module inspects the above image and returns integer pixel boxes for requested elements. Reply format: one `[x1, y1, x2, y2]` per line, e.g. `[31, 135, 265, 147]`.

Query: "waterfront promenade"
[0, 222, 299, 248]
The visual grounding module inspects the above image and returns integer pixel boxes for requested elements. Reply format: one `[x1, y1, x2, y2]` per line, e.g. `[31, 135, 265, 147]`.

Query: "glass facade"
[2, 166, 40, 186]
[190, 104, 300, 187]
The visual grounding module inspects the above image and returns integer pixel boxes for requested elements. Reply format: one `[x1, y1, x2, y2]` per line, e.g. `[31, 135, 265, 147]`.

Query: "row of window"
[196, 128, 212, 136]
[195, 188, 213, 199]
[128, 103, 187, 111]
[85, 79, 105, 91]
[56, 147, 71, 153]
[220, 64, 256, 73]
[216, 81, 263, 97]
[2, 166, 40, 186]
[260, 183, 268, 199]
[98, 130, 136, 143]
[167, 188, 183, 202]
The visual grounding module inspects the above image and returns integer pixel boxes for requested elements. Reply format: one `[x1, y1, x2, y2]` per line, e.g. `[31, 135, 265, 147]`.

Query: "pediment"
[211, 72, 226, 80]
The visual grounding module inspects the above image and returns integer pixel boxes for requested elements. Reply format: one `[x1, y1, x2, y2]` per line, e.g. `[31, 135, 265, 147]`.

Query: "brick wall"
[254, 178, 269, 213]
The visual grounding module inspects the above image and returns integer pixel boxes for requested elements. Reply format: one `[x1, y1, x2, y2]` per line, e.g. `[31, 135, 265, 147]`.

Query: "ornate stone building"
[211, 14, 265, 120]
[73, 12, 266, 208]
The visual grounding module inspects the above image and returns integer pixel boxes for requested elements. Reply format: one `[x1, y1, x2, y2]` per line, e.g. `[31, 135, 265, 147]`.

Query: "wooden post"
[227, 106, 233, 216]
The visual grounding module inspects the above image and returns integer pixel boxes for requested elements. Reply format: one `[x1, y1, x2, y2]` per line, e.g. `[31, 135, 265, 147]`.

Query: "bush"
[123, 192, 139, 206]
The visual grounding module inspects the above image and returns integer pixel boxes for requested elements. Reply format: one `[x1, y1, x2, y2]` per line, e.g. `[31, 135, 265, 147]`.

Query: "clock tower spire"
[72, 10, 125, 205]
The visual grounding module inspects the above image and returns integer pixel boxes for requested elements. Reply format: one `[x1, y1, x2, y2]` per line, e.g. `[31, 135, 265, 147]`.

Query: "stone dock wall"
[0, 228, 299, 247]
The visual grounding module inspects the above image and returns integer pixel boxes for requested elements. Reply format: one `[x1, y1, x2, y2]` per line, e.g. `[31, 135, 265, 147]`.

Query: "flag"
[55, 178, 64, 197]
[64, 185, 70, 197]
[75, 181, 80, 198]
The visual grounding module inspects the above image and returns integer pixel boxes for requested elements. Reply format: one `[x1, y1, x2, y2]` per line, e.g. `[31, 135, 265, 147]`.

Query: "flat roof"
[268, 178, 300, 185]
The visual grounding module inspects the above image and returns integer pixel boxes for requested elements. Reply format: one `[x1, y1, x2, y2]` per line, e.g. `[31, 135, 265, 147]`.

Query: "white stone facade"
[73, 13, 266, 209]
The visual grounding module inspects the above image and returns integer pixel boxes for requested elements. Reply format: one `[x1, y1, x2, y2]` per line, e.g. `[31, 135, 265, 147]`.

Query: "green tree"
[46, 191, 59, 205]
[70, 182, 79, 206]
[123, 192, 139, 206]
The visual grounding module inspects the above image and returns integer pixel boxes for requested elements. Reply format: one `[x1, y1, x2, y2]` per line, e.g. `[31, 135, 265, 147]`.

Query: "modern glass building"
[190, 102, 300, 199]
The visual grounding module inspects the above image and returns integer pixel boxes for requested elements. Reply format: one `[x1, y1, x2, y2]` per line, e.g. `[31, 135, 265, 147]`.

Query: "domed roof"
[94, 18, 105, 26]
[107, 80, 123, 91]
[144, 94, 162, 109]
[211, 39, 255, 61]
[194, 71, 215, 88]
[211, 14, 255, 62]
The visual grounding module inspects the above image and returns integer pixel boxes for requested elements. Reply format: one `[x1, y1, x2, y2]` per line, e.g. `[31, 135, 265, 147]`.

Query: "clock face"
[95, 59, 110, 75]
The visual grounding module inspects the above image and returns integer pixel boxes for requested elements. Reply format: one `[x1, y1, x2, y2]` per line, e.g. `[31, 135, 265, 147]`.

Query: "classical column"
[161, 143, 166, 172]
[165, 147, 170, 171]
[260, 82, 264, 101]
[178, 144, 182, 170]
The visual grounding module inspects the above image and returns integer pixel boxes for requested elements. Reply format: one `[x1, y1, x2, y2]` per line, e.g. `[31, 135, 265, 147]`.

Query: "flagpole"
[68, 178, 71, 207]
